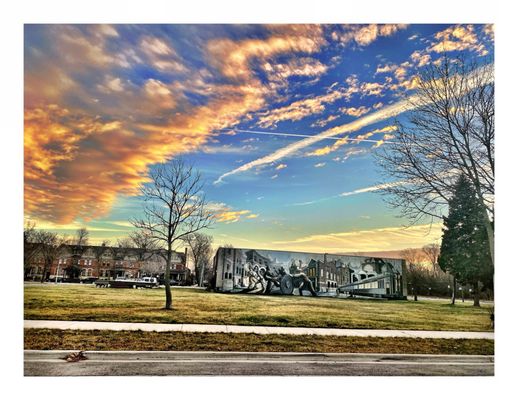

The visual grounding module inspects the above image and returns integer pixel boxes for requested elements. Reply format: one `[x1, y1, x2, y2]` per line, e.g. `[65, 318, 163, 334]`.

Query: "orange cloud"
[207, 25, 325, 81]
[339, 106, 370, 117]
[353, 125, 396, 144]
[311, 114, 339, 128]
[215, 210, 254, 224]
[272, 223, 442, 253]
[332, 24, 408, 47]
[429, 24, 486, 55]
[25, 24, 332, 224]
[139, 35, 187, 73]
[263, 57, 328, 83]
[410, 51, 432, 68]
[307, 125, 396, 157]
[257, 81, 362, 128]
[360, 81, 385, 96]
[307, 136, 350, 156]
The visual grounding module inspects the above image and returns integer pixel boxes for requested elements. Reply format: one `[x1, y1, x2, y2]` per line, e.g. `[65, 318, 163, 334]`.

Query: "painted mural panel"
[214, 247, 407, 299]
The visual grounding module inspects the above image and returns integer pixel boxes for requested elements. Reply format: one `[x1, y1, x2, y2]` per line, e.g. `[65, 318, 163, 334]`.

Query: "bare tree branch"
[375, 54, 494, 263]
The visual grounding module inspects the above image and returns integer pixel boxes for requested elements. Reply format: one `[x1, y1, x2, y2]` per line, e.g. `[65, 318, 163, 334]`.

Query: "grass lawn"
[24, 328, 494, 355]
[24, 284, 494, 331]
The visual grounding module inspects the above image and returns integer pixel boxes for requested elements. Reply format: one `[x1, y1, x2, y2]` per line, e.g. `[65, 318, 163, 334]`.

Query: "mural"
[214, 247, 406, 299]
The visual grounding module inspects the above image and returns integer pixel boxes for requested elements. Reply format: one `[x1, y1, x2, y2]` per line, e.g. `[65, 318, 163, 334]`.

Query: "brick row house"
[25, 244, 191, 284]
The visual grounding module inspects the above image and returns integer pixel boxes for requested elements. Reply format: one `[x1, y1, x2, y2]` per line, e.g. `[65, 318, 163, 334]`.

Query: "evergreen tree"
[438, 175, 493, 307]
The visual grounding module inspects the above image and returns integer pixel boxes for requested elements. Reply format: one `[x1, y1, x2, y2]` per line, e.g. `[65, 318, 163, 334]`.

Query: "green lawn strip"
[24, 328, 493, 355]
[24, 285, 494, 332]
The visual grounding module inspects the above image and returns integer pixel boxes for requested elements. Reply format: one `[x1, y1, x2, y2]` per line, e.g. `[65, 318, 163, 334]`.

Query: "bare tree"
[112, 240, 133, 277]
[400, 248, 425, 268]
[376, 55, 494, 264]
[400, 248, 425, 301]
[129, 229, 160, 276]
[75, 228, 89, 247]
[93, 240, 110, 278]
[183, 232, 213, 286]
[24, 221, 40, 279]
[68, 227, 90, 276]
[132, 159, 214, 309]
[129, 230, 158, 258]
[116, 237, 134, 249]
[37, 231, 67, 282]
[422, 243, 440, 275]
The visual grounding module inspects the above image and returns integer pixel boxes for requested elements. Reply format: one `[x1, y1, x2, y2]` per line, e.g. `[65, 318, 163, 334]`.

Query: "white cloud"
[213, 99, 414, 184]
[214, 66, 491, 184]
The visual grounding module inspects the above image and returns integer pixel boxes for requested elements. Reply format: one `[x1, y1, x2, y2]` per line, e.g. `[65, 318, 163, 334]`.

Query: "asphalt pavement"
[24, 350, 494, 376]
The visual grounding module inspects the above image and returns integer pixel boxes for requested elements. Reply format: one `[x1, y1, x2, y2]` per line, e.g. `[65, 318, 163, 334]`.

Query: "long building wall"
[214, 247, 407, 298]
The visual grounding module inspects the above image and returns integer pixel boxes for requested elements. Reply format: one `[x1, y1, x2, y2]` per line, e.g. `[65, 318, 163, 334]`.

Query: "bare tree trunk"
[198, 263, 205, 287]
[165, 249, 172, 310]
[40, 264, 48, 283]
[451, 276, 456, 305]
[473, 281, 481, 307]
[482, 216, 495, 268]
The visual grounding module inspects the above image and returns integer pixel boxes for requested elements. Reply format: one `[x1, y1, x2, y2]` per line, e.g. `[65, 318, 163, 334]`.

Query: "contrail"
[220, 128, 398, 145]
[339, 180, 407, 197]
[213, 65, 492, 185]
[290, 180, 407, 206]
[214, 97, 415, 184]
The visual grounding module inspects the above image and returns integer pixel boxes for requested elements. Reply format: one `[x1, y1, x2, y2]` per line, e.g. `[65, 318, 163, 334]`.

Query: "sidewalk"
[24, 320, 494, 340]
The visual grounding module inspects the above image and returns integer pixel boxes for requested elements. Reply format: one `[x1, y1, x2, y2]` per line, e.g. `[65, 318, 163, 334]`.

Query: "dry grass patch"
[24, 284, 494, 331]
[24, 328, 494, 355]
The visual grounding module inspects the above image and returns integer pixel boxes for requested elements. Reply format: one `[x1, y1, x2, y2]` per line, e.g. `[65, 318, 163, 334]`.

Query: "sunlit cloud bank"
[24, 24, 333, 224]
[272, 223, 442, 253]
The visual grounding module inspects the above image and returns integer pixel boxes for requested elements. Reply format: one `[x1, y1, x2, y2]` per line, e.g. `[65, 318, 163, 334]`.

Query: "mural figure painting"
[213, 247, 407, 299]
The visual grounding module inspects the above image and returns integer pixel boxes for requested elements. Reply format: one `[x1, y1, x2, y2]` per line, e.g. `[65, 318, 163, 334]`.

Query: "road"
[24, 350, 494, 376]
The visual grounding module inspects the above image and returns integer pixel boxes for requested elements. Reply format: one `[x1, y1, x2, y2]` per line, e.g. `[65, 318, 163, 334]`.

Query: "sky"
[24, 23, 494, 253]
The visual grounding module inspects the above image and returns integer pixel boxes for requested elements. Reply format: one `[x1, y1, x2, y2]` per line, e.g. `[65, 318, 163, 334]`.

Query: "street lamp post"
[460, 287, 464, 303]
[447, 284, 451, 299]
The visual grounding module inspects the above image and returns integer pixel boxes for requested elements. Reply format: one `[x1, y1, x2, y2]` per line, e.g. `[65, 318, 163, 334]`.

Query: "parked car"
[95, 277, 159, 289]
